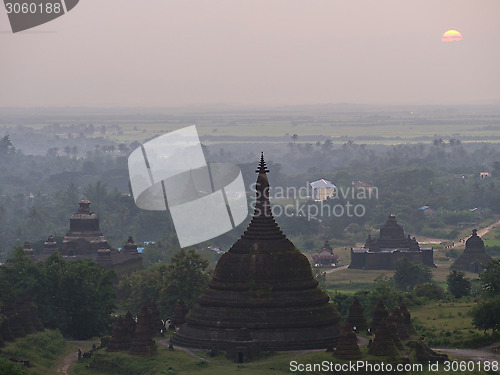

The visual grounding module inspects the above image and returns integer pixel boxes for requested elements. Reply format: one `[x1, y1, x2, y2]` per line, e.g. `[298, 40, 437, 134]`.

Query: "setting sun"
[442, 29, 463, 42]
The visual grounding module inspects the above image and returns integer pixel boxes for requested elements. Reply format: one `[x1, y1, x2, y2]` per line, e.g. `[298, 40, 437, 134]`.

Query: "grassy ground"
[0, 330, 87, 375]
[411, 301, 498, 348]
[323, 249, 466, 291]
[70, 343, 494, 375]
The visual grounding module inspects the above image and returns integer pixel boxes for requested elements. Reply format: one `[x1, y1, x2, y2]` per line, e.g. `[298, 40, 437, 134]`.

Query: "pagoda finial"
[472, 229, 478, 236]
[78, 200, 92, 214]
[255, 152, 270, 174]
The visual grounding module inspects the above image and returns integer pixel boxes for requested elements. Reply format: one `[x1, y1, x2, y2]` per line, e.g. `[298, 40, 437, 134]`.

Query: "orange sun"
[442, 29, 463, 42]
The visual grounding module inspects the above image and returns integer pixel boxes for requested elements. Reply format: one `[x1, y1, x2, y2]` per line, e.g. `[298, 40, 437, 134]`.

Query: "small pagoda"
[346, 297, 368, 332]
[173, 154, 341, 350]
[370, 300, 389, 332]
[129, 305, 156, 356]
[390, 307, 409, 340]
[451, 230, 492, 273]
[334, 323, 362, 360]
[23, 242, 34, 259]
[170, 299, 189, 330]
[368, 319, 399, 357]
[107, 316, 132, 352]
[386, 318, 404, 351]
[399, 302, 416, 335]
[312, 240, 339, 268]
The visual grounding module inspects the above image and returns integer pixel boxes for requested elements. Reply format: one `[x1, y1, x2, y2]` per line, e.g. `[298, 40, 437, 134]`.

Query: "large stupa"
[172, 154, 341, 350]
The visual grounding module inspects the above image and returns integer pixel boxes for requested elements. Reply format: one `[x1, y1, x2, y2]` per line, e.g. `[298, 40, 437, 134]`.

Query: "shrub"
[414, 283, 445, 300]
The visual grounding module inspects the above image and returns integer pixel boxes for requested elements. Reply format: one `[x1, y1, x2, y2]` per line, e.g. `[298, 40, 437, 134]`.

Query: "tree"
[394, 257, 432, 292]
[447, 270, 471, 299]
[0, 247, 43, 303]
[291, 134, 298, 144]
[479, 259, 500, 297]
[0, 250, 116, 339]
[120, 248, 210, 317]
[472, 296, 500, 333]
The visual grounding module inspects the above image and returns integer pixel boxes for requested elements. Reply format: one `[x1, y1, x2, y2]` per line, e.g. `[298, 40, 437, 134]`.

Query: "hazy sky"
[1, 0, 499, 107]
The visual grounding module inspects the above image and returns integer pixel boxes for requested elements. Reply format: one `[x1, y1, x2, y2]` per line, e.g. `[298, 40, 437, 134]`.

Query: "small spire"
[472, 229, 478, 236]
[255, 152, 270, 174]
[78, 200, 92, 214]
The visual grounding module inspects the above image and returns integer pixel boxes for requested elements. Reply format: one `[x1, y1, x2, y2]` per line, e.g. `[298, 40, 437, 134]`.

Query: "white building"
[310, 179, 336, 201]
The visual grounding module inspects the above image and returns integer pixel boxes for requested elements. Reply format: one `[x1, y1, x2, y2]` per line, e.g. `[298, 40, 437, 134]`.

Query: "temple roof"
[310, 179, 336, 189]
[312, 240, 338, 261]
[364, 215, 420, 251]
[62, 200, 110, 255]
[379, 215, 405, 242]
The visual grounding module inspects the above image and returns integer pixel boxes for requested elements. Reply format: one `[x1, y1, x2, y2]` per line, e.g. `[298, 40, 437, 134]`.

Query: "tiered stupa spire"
[173, 154, 341, 350]
[239, 152, 285, 242]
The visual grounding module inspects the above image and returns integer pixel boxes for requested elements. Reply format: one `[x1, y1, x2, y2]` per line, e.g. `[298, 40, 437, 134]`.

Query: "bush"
[414, 283, 445, 300]
[447, 270, 471, 299]
[0, 357, 27, 375]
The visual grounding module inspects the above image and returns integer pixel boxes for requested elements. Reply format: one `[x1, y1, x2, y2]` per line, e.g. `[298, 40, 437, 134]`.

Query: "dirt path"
[57, 352, 77, 375]
[324, 265, 349, 274]
[477, 220, 500, 238]
[56, 340, 96, 375]
[418, 218, 500, 247]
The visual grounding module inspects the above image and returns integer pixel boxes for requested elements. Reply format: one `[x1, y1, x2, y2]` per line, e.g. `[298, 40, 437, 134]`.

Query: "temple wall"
[349, 249, 435, 270]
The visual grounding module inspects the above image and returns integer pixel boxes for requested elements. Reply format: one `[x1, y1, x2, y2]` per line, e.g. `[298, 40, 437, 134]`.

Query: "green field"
[411, 302, 497, 348]
[3, 106, 500, 145]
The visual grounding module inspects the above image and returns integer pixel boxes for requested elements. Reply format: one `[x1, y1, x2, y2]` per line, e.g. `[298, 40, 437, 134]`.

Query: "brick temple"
[172, 154, 341, 351]
[349, 215, 434, 270]
[33, 200, 143, 278]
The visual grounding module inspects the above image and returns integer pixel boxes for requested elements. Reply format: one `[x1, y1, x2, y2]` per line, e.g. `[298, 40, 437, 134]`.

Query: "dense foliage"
[119, 248, 211, 318]
[4, 131, 500, 260]
[393, 257, 432, 292]
[0, 249, 116, 339]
